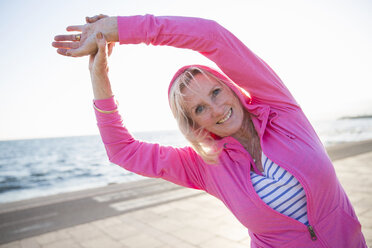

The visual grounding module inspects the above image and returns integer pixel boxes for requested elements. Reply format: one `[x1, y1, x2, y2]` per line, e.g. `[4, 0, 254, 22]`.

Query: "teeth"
[217, 109, 232, 124]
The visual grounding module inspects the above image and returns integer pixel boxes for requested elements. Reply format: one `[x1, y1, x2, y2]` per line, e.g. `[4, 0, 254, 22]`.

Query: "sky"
[0, 0, 371, 141]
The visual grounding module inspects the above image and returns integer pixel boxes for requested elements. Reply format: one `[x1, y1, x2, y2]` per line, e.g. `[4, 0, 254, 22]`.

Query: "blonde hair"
[169, 67, 223, 164]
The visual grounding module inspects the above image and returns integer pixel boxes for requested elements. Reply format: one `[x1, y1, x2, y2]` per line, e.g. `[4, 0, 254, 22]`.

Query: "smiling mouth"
[217, 108, 232, 124]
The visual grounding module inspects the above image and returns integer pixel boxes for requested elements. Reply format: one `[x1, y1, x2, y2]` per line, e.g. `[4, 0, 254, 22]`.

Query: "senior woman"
[53, 14, 367, 247]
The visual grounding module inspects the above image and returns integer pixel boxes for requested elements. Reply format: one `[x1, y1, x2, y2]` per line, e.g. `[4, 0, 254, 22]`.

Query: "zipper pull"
[307, 225, 317, 241]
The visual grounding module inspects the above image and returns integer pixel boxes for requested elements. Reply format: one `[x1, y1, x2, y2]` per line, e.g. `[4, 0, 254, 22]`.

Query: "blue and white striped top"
[250, 153, 309, 226]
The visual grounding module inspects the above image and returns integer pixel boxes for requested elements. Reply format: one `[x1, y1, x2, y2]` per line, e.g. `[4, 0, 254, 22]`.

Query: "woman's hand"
[52, 15, 118, 57]
[86, 15, 115, 57]
[89, 32, 113, 100]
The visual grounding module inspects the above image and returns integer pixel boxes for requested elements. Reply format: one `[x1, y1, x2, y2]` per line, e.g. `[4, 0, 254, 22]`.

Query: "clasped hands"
[52, 14, 116, 58]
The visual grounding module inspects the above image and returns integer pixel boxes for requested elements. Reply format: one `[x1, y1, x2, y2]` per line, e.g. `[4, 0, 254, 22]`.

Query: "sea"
[1, 117, 372, 203]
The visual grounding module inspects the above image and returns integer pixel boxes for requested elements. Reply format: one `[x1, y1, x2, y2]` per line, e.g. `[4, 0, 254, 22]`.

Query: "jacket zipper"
[257, 142, 322, 243]
[248, 110, 328, 246]
[228, 136, 326, 245]
[258, 134, 318, 242]
[258, 149, 329, 246]
[307, 225, 317, 241]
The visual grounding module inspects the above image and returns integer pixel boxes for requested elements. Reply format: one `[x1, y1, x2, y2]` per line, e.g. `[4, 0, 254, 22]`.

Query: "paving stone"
[239, 236, 252, 246]
[116, 215, 139, 226]
[67, 224, 105, 243]
[163, 208, 199, 223]
[199, 236, 248, 248]
[353, 202, 372, 216]
[81, 236, 124, 248]
[171, 227, 216, 245]
[182, 217, 220, 231]
[193, 206, 226, 220]
[170, 200, 201, 211]
[35, 230, 70, 245]
[91, 217, 122, 229]
[0, 241, 21, 248]
[148, 204, 174, 214]
[100, 223, 140, 240]
[129, 208, 164, 222]
[215, 224, 248, 242]
[360, 218, 372, 230]
[119, 233, 164, 248]
[216, 213, 242, 226]
[155, 234, 197, 248]
[362, 209, 372, 218]
[19, 238, 40, 248]
[42, 239, 81, 248]
[146, 217, 185, 233]
[333, 152, 372, 244]
[125, 219, 166, 239]
[362, 227, 372, 247]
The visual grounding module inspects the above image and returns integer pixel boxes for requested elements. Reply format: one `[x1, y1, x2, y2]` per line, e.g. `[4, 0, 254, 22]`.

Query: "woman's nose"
[211, 104, 225, 117]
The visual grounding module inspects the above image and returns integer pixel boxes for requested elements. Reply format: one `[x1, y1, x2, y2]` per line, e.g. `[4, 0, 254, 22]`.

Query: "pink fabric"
[94, 15, 367, 247]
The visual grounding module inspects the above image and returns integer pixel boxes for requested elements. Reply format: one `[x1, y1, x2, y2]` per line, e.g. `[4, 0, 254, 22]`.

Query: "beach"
[0, 140, 371, 247]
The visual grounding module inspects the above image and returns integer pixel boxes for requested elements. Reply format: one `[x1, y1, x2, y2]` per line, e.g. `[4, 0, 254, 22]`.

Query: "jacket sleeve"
[94, 97, 206, 190]
[117, 15, 300, 109]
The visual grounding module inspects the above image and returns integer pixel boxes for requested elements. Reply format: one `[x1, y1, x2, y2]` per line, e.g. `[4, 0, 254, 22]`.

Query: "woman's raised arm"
[116, 15, 299, 108]
[88, 28, 206, 191]
[53, 14, 299, 107]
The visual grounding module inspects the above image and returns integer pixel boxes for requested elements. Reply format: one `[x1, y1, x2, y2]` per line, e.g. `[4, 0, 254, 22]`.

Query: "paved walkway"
[1, 151, 372, 248]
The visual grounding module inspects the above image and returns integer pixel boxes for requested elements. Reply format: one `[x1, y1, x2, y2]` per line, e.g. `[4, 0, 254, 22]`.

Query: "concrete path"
[1, 143, 371, 247]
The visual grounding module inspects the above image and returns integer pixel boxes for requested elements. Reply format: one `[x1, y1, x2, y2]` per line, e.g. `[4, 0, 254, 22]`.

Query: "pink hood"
[168, 64, 252, 106]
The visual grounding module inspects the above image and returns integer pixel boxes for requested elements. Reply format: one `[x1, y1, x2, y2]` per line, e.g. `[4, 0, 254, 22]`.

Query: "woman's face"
[182, 73, 244, 137]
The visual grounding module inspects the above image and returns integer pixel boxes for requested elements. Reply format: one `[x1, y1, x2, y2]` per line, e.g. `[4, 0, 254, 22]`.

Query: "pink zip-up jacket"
[94, 15, 367, 247]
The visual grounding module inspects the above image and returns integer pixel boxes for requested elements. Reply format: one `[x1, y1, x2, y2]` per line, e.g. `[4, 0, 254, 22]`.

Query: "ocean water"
[313, 118, 372, 146]
[1, 118, 372, 203]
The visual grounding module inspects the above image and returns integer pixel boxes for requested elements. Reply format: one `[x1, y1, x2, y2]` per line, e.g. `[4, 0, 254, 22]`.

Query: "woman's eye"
[195, 105, 204, 114]
[212, 88, 221, 96]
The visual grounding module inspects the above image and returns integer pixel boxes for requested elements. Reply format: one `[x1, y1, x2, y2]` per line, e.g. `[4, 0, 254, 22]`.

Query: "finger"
[57, 48, 69, 56]
[67, 46, 98, 57]
[86, 16, 92, 23]
[52, 41, 80, 49]
[107, 43, 115, 57]
[96, 32, 107, 54]
[54, 34, 81, 42]
[54, 34, 73, 41]
[66, 25, 84, 32]
[66, 48, 84, 57]
[86, 15, 97, 23]
[86, 14, 108, 23]
[98, 14, 108, 18]
[92, 32, 108, 63]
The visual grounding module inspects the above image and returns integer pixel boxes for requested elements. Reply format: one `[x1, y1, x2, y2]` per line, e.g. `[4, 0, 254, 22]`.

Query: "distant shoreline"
[339, 114, 372, 120]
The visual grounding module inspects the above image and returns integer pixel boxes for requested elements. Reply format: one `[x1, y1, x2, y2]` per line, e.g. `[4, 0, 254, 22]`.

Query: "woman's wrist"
[90, 73, 113, 100]
[92, 83, 114, 100]
[93, 96, 118, 113]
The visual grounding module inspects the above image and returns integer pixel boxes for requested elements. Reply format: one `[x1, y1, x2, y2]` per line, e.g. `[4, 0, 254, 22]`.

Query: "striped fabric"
[250, 153, 309, 226]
